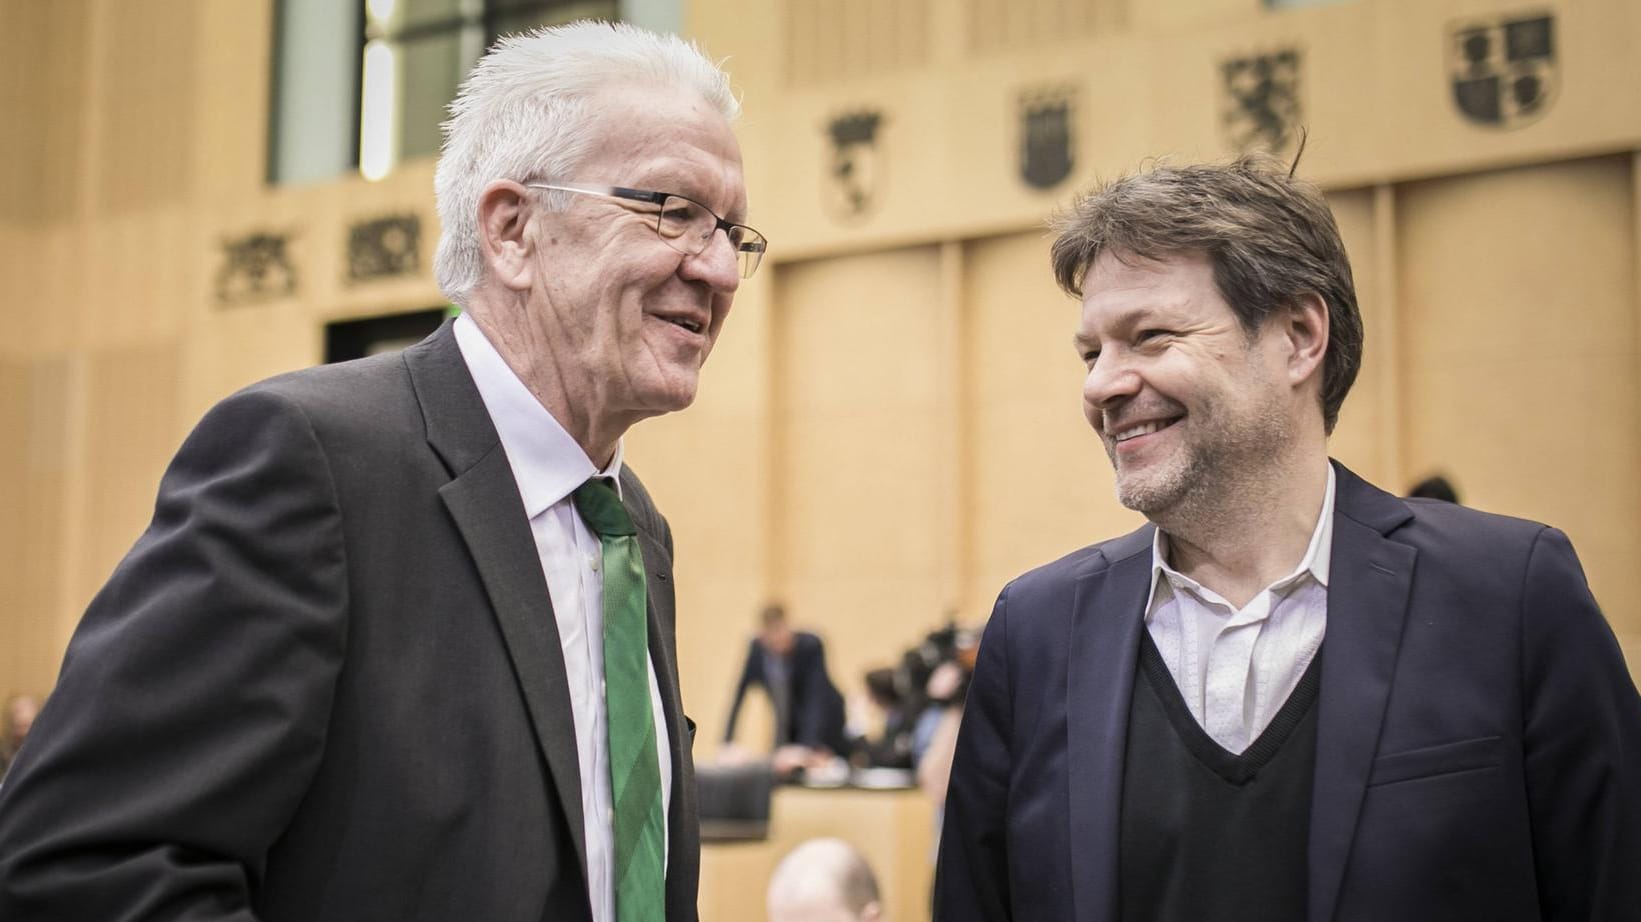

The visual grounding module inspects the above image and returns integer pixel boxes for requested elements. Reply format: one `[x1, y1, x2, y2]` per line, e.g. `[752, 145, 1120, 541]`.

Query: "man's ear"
[1282, 292, 1329, 388]
[477, 180, 536, 292]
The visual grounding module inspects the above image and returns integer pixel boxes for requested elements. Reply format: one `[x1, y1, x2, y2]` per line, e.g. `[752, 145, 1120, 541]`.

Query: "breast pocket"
[1367, 735, 1505, 787]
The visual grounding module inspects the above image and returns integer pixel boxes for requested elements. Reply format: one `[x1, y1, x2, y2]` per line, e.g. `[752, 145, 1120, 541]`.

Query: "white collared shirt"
[454, 313, 671, 922]
[1144, 465, 1335, 754]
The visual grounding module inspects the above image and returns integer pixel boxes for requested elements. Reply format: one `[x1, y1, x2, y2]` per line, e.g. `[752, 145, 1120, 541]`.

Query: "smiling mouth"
[1112, 418, 1180, 443]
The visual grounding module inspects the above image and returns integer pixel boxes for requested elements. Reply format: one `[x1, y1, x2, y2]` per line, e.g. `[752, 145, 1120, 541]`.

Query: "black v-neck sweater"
[1118, 633, 1322, 922]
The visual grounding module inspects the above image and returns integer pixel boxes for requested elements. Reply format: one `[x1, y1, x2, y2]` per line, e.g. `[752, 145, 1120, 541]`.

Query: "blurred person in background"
[0, 21, 765, 922]
[936, 155, 1641, 922]
[722, 603, 850, 777]
[1406, 473, 1460, 504]
[767, 838, 884, 922]
[0, 695, 41, 780]
[852, 667, 916, 770]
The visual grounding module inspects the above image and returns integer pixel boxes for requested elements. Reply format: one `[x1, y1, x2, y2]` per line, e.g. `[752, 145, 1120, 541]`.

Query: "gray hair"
[1049, 154, 1363, 434]
[433, 20, 740, 304]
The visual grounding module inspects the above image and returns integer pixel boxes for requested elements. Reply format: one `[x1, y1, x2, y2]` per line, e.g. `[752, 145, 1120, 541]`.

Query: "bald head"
[767, 838, 882, 922]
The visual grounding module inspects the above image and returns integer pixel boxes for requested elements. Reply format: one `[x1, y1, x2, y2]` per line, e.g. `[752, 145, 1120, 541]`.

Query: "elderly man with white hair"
[0, 21, 764, 922]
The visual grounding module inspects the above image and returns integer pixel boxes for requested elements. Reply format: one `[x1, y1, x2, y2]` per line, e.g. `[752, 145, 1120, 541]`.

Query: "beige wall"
[1, 0, 1638, 812]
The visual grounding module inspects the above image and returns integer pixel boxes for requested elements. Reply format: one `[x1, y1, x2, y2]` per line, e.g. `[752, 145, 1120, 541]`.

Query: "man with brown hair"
[934, 155, 1641, 922]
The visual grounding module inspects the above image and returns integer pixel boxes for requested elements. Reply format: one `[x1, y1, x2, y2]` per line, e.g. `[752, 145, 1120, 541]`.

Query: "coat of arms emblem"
[1449, 12, 1556, 128]
[1220, 49, 1303, 154]
[1019, 86, 1076, 190]
[825, 110, 883, 222]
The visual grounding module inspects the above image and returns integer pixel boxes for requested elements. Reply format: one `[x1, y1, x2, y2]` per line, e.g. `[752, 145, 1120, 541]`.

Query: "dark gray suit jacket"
[0, 321, 700, 922]
[935, 463, 1641, 922]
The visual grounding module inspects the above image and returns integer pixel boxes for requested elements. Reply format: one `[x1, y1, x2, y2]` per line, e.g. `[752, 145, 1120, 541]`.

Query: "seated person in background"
[853, 668, 916, 770]
[767, 838, 884, 922]
[1406, 473, 1460, 503]
[1, 695, 42, 779]
[722, 604, 849, 776]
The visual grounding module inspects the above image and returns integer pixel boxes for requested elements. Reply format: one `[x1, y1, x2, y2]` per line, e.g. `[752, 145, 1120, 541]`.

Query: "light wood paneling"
[90, 0, 199, 215]
[1324, 186, 1391, 485]
[1398, 155, 1640, 637]
[77, 343, 185, 615]
[965, 230, 1142, 608]
[772, 245, 950, 694]
[0, 0, 92, 225]
[0, 357, 78, 695]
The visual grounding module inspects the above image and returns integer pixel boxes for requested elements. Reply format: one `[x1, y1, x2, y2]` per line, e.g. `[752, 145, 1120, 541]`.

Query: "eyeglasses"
[526, 181, 768, 279]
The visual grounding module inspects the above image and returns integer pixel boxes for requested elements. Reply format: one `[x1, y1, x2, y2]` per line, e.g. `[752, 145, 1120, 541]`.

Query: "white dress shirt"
[455, 313, 671, 922]
[1144, 465, 1335, 754]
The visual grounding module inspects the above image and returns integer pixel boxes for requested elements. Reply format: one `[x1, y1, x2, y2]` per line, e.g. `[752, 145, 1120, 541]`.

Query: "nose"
[679, 229, 742, 293]
[1082, 351, 1140, 423]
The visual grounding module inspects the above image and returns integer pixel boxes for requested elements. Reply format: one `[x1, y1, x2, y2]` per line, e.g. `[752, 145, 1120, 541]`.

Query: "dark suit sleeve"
[0, 390, 348, 922]
[1519, 527, 1641, 922]
[723, 641, 760, 744]
[791, 636, 846, 753]
[934, 588, 1015, 921]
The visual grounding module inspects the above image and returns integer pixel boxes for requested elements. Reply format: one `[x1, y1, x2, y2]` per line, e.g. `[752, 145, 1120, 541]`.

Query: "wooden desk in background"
[698, 785, 935, 921]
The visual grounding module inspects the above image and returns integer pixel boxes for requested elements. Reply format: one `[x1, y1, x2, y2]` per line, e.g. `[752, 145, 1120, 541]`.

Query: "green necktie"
[572, 478, 666, 921]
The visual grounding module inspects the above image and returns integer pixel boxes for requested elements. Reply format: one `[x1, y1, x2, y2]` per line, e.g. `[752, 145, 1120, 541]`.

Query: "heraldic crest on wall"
[1220, 48, 1303, 154]
[215, 231, 298, 307]
[1449, 11, 1556, 128]
[825, 109, 884, 222]
[1018, 85, 1077, 191]
[347, 213, 422, 283]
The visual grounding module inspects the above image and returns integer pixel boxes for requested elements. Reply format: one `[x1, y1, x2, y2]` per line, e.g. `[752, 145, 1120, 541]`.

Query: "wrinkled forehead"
[581, 84, 748, 215]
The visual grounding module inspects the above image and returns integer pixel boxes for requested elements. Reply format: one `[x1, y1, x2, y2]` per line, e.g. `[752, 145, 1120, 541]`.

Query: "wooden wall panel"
[90, 0, 200, 215]
[0, 0, 91, 225]
[965, 230, 1142, 608]
[771, 246, 948, 698]
[0, 358, 77, 695]
[1398, 155, 1640, 640]
[967, 0, 1123, 56]
[78, 342, 184, 613]
[1324, 187, 1391, 486]
[0, 359, 29, 695]
[783, 0, 929, 87]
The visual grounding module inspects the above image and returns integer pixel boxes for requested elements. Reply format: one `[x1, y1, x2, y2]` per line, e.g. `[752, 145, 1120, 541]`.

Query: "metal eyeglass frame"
[525, 181, 768, 279]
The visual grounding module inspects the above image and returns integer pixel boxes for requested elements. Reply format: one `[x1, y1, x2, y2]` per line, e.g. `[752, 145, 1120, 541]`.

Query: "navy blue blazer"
[723, 632, 848, 755]
[935, 463, 1641, 922]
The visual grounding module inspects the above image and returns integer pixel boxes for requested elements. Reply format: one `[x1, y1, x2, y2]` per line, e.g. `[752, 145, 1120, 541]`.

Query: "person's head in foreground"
[767, 837, 883, 922]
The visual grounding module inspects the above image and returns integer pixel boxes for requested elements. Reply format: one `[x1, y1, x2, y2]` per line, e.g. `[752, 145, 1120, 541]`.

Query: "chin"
[637, 377, 701, 415]
[1114, 468, 1187, 516]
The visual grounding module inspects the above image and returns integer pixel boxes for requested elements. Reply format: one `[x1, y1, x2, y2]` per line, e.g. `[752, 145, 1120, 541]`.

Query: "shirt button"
[589, 554, 601, 572]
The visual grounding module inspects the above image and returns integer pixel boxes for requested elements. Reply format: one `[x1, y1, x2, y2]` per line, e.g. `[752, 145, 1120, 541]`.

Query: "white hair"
[433, 20, 740, 305]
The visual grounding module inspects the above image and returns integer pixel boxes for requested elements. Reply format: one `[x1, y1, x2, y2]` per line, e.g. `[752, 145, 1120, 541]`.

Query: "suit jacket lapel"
[1307, 462, 1416, 922]
[1067, 527, 1153, 922]
[405, 322, 591, 886]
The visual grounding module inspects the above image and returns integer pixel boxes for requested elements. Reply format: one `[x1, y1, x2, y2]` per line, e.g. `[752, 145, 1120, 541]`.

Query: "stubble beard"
[1108, 385, 1295, 536]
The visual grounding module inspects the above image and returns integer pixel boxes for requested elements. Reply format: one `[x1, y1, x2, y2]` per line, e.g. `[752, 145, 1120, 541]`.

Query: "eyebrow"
[1070, 305, 1167, 354]
[632, 172, 747, 221]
